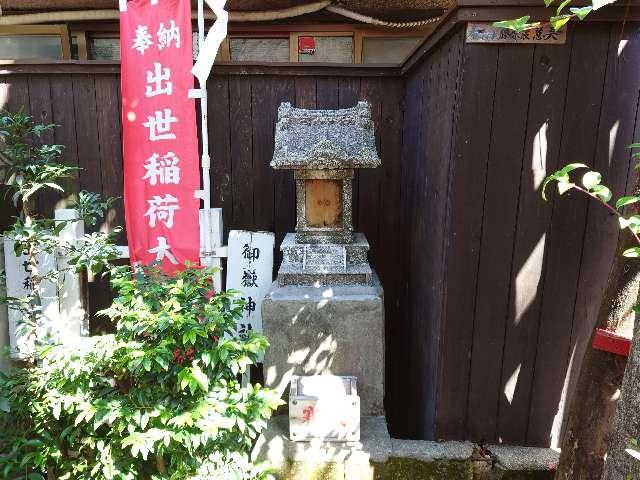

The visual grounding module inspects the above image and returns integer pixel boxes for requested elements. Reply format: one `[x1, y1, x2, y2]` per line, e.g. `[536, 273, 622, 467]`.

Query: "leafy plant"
[0, 110, 118, 357]
[541, 149, 640, 257]
[0, 265, 281, 480]
[493, 0, 614, 32]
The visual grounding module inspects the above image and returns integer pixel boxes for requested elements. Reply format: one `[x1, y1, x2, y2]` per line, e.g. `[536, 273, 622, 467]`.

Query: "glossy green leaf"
[191, 365, 209, 393]
[582, 171, 602, 190]
[544, 0, 555, 6]
[591, 184, 612, 202]
[550, 14, 572, 31]
[623, 247, 640, 258]
[557, 181, 575, 195]
[618, 216, 640, 233]
[570, 6, 593, 19]
[493, 16, 539, 32]
[616, 196, 640, 210]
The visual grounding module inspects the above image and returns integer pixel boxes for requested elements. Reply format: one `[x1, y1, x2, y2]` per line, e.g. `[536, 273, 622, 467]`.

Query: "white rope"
[326, 5, 441, 28]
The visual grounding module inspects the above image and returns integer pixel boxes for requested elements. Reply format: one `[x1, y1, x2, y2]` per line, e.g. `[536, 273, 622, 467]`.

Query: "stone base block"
[252, 415, 391, 480]
[262, 275, 384, 416]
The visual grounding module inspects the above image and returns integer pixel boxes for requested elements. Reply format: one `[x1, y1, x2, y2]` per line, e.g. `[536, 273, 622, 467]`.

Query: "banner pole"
[197, 0, 213, 263]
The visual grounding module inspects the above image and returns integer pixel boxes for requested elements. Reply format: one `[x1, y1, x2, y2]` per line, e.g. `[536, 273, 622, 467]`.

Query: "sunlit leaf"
[570, 6, 593, 19]
[558, 181, 575, 195]
[616, 196, 640, 210]
[191, 365, 209, 393]
[591, 184, 612, 202]
[493, 16, 540, 32]
[559, 163, 588, 175]
[582, 171, 602, 190]
[550, 14, 572, 31]
[544, 0, 555, 6]
[618, 216, 640, 233]
[623, 247, 640, 257]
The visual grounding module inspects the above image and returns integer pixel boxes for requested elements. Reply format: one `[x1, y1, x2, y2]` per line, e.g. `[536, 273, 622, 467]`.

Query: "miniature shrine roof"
[271, 101, 382, 170]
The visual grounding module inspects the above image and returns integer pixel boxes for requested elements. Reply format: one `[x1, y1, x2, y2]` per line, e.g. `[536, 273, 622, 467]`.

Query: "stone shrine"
[256, 101, 390, 477]
[270, 101, 380, 287]
[261, 99, 387, 423]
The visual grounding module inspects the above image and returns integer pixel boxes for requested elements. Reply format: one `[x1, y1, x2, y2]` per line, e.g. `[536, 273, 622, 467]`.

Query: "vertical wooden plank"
[316, 77, 339, 109]
[0, 75, 29, 234]
[295, 77, 317, 109]
[526, 23, 611, 446]
[0, 79, 18, 232]
[230, 76, 253, 230]
[496, 39, 573, 445]
[4, 74, 30, 113]
[95, 75, 124, 240]
[420, 31, 465, 439]
[27, 76, 56, 217]
[50, 75, 80, 207]
[377, 76, 405, 435]
[72, 74, 106, 331]
[338, 77, 360, 108]
[398, 64, 426, 437]
[436, 43, 499, 440]
[560, 22, 640, 446]
[208, 75, 233, 237]
[250, 76, 277, 233]
[272, 78, 297, 271]
[358, 78, 383, 262]
[466, 44, 535, 442]
[73, 75, 102, 196]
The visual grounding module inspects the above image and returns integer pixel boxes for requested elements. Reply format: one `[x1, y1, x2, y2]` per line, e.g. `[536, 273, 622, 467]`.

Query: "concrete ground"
[252, 415, 559, 480]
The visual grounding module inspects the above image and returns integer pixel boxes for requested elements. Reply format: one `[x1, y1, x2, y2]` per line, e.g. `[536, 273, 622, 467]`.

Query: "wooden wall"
[400, 21, 640, 445]
[2, 18, 639, 447]
[0, 67, 408, 432]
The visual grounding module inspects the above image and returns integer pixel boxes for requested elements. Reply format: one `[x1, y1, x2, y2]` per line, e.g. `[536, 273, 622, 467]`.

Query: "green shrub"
[0, 265, 282, 480]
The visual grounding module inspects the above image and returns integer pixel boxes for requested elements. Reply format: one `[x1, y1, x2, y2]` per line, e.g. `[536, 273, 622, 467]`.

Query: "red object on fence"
[299, 36, 316, 54]
[119, 0, 200, 273]
[592, 328, 632, 357]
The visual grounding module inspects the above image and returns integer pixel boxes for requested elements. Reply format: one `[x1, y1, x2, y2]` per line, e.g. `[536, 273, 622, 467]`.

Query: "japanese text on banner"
[120, 0, 200, 273]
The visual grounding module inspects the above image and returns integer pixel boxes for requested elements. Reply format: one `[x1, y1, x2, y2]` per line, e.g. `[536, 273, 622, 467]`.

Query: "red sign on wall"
[120, 0, 200, 273]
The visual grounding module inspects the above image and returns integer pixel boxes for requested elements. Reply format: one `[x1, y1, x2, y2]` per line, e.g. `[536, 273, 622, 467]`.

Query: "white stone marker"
[55, 209, 87, 340]
[3, 238, 58, 356]
[226, 230, 274, 340]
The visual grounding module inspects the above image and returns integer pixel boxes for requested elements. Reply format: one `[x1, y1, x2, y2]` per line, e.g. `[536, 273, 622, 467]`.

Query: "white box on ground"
[289, 375, 360, 442]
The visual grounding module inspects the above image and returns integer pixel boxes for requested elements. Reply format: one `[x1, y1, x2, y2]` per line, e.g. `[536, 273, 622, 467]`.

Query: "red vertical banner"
[120, 0, 200, 273]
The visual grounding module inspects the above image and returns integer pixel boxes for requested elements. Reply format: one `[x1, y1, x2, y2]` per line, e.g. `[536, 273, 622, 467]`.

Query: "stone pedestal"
[262, 274, 385, 416]
[252, 415, 391, 480]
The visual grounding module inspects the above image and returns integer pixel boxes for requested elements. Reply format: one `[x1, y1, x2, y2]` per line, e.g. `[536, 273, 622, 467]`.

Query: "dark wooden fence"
[1, 16, 639, 447]
[0, 65, 408, 430]
[400, 21, 640, 445]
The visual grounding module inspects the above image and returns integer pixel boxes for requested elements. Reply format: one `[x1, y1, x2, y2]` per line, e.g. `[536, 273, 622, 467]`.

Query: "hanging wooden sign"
[466, 22, 566, 44]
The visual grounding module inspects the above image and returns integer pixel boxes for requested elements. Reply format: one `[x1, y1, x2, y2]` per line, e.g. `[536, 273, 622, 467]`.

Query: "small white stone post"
[55, 208, 87, 341]
[3, 208, 86, 357]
